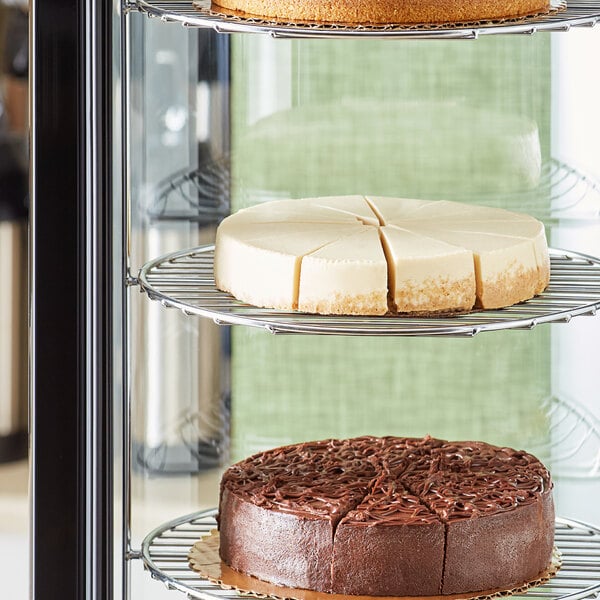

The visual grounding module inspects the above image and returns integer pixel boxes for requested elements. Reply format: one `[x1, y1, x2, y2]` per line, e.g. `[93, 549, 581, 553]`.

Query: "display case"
[31, 2, 600, 600]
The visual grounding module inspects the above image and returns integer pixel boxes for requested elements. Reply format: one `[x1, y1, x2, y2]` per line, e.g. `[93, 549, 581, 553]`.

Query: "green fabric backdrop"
[228, 35, 552, 462]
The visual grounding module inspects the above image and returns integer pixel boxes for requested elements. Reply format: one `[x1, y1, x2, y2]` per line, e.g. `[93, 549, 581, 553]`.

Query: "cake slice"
[393, 200, 535, 223]
[407, 229, 539, 309]
[219, 439, 379, 592]
[365, 195, 435, 224]
[332, 477, 445, 596]
[424, 219, 550, 294]
[380, 226, 476, 313]
[214, 223, 366, 310]
[408, 441, 555, 596]
[298, 228, 389, 315]
[215, 221, 358, 242]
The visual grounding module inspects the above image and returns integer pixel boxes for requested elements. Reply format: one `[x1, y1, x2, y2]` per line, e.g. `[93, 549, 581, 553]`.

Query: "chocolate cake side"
[217, 436, 555, 596]
[332, 479, 445, 596]
[218, 438, 380, 591]
[442, 490, 555, 595]
[219, 486, 336, 591]
[412, 441, 556, 595]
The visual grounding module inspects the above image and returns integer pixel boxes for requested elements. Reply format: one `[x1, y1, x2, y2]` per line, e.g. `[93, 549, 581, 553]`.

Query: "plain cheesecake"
[214, 196, 550, 315]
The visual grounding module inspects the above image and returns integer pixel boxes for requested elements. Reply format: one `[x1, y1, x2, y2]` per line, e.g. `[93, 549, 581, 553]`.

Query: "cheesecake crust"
[298, 290, 389, 316]
[394, 275, 475, 314]
[476, 266, 539, 309]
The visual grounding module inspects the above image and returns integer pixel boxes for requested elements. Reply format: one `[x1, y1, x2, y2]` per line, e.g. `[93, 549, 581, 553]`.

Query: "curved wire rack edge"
[131, 0, 600, 39]
[139, 508, 600, 600]
[137, 246, 600, 337]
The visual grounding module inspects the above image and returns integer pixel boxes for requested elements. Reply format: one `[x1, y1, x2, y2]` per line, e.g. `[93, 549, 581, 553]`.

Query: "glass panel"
[127, 20, 600, 599]
[126, 14, 230, 561]
[229, 34, 554, 459]
[549, 29, 600, 525]
[230, 35, 551, 208]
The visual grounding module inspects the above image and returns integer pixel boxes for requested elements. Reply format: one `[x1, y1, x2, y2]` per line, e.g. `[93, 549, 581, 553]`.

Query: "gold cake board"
[188, 530, 562, 600]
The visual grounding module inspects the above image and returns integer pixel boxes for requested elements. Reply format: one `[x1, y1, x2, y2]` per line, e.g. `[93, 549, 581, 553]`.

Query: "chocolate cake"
[218, 436, 555, 596]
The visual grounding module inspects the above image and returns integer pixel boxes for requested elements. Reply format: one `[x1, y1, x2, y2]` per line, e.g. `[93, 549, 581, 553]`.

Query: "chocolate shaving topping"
[222, 436, 552, 524]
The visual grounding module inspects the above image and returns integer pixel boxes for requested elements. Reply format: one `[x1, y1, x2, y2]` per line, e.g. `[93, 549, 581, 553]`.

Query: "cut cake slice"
[332, 477, 444, 596]
[408, 228, 539, 309]
[227, 199, 366, 225]
[308, 195, 381, 226]
[219, 438, 380, 593]
[405, 441, 555, 596]
[414, 219, 550, 294]
[298, 228, 389, 315]
[214, 223, 366, 310]
[365, 195, 435, 224]
[393, 200, 535, 222]
[380, 226, 476, 313]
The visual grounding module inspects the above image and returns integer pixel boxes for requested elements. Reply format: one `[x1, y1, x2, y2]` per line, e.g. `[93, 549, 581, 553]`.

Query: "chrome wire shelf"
[528, 397, 600, 478]
[140, 509, 600, 600]
[148, 157, 230, 224]
[137, 247, 600, 337]
[146, 158, 600, 225]
[468, 160, 600, 221]
[131, 0, 600, 39]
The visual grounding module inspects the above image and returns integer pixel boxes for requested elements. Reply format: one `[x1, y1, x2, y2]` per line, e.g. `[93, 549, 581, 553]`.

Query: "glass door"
[124, 6, 600, 599]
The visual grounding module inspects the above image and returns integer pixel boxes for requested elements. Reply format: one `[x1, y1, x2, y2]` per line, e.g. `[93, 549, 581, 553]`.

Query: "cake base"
[193, 0, 564, 28]
[188, 530, 561, 600]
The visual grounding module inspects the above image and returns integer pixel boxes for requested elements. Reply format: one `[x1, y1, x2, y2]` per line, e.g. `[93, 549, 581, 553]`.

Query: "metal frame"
[31, 0, 120, 599]
[122, 4, 134, 600]
[132, 0, 600, 39]
[120, 6, 233, 597]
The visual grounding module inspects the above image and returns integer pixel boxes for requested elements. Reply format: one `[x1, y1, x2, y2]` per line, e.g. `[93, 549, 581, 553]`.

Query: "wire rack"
[465, 160, 600, 221]
[145, 158, 599, 225]
[130, 0, 600, 39]
[527, 397, 600, 478]
[148, 157, 231, 224]
[137, 247, 600, 337]
[141, 510, 600, 600]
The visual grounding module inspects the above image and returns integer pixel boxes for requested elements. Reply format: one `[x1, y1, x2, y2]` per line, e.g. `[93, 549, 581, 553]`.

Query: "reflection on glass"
[229, 35, 554, 464]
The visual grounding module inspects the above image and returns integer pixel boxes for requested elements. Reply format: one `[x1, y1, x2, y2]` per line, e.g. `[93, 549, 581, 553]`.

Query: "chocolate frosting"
[344, 479, 441, 526]
[221, 436, 552, 525]
[222, 438, 379, 518]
